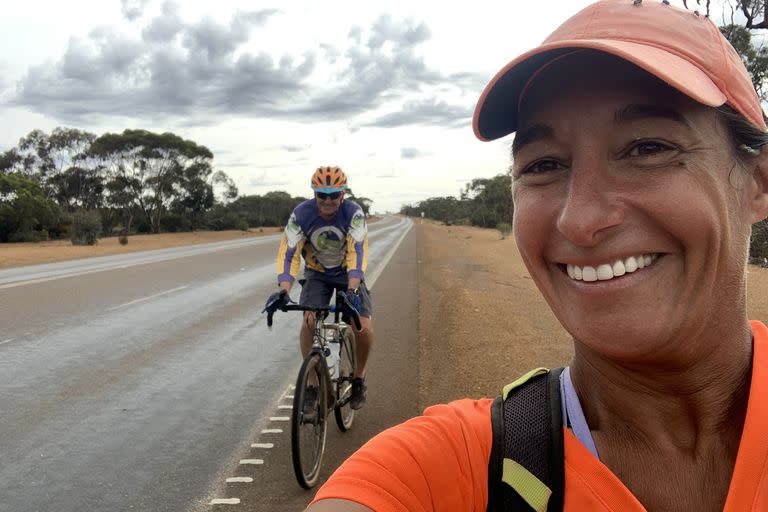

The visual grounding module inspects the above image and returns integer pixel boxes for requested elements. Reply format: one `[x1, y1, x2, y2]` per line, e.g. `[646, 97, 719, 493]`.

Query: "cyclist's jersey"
[277, 199, 368, 283]
[311, 320, 768, 511]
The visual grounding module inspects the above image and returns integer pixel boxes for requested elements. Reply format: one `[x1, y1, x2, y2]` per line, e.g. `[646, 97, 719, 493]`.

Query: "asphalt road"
[0, 215, 416, 512]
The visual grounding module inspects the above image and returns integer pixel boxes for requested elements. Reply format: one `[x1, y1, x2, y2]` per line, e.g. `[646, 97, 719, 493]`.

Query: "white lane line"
[239, 459, 264, 465]
[251, 443, 274, 449]
[0, 338, 15, 346]
[269, 416, 290, 421]
[283, 394, 294, 399]
[226, 477, 253, 483]
[277, 405, 292, 409]
[210, 498, 240, 505]
[366, 218, 413, 288]
[108, 285, 188, 311]
[261, 428, 282, 434]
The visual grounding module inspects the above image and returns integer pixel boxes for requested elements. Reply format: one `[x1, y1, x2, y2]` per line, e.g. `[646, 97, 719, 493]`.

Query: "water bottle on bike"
[325, 337, 340, 379]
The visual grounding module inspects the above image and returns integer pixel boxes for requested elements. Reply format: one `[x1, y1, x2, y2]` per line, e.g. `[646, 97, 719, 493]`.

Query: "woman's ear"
[747, 150, 768, 223]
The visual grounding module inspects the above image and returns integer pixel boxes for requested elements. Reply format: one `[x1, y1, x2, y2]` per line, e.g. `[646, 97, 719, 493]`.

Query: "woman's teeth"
[566, 254, 659, 282]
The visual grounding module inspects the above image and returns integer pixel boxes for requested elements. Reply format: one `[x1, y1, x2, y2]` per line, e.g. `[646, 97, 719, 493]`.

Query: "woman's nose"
[556, 163, 625, 247]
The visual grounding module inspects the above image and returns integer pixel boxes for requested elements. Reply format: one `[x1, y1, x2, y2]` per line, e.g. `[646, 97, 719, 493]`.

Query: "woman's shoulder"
[310, 398, 495, 512]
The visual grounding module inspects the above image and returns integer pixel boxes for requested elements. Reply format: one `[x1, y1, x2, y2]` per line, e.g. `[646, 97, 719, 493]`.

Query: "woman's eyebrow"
[615, 104, 690, 127]
[512, 124, 553, 154]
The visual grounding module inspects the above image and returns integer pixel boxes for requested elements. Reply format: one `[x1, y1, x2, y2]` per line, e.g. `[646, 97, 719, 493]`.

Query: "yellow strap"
[502, 367, 549, 400]
[502, 458, 552, 512]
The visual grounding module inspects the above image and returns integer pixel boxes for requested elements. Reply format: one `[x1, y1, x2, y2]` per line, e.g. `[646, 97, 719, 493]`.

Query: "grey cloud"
[142, 1, 183, 42]
[10, 10, 481, 129]
[121, 0, 150, 21]
[362, 98, 472, 128]
[400, 146, 428, 159]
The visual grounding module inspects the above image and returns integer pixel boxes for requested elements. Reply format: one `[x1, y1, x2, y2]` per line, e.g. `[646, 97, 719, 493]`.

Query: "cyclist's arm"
[277, 212, 306, 285]
[308, 399, 494, 512]
[345, 208, 368, 282]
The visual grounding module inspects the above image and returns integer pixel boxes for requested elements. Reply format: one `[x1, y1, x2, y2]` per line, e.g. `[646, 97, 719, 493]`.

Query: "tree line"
[401, 174, 512, 229]
[0, 127, 326, 243]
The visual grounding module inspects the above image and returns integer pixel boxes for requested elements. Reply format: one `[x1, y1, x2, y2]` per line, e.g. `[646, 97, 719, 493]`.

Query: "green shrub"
[496, 222, 512, 239]
[9, 229, 48, 243]
[160, 212, 191, 232]
[72, 211, 102, 246]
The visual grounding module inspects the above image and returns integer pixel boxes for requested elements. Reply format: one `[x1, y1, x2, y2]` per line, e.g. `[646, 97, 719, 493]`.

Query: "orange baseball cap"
[473, 0, 767, 141]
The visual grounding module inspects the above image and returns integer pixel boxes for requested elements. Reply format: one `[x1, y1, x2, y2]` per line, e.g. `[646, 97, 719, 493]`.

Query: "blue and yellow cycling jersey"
[277, 199, 368, 283]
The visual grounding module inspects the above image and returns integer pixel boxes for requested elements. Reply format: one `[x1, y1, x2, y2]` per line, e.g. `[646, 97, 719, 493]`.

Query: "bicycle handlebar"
[265, 290, 362, 330]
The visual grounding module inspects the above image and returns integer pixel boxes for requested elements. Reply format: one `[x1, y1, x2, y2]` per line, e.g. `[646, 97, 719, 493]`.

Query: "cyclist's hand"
[263, 289, 291, 328]
[345, 289, 363, 315]
[263, 289, 289, 313]
[340, 289, 362, 330]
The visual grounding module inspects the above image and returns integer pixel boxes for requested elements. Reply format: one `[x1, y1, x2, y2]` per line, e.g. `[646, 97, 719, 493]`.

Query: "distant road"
[0, 215, 415, 512]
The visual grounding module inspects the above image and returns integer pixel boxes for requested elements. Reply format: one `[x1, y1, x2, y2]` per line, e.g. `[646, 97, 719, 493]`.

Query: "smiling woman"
[305, 1, 768, 511]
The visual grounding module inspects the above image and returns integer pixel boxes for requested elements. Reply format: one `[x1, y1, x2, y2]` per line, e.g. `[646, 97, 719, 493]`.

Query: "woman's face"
[512, 53, 764, 361]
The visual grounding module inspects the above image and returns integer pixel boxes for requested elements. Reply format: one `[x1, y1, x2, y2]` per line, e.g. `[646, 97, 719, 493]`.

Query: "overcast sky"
[1, 0, 602, 212]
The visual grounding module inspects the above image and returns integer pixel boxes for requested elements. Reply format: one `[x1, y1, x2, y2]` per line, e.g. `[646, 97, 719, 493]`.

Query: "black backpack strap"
[486, 367, 565, 512]
[546, 368, 565, 512]
[486, 395, 505, 512]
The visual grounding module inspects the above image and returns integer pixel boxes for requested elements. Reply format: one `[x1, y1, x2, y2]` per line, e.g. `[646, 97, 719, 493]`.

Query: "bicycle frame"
[266, 289, 359, 489]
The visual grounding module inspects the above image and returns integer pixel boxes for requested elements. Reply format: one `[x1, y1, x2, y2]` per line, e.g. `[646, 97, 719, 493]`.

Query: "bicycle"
[265, 290, 360, 488]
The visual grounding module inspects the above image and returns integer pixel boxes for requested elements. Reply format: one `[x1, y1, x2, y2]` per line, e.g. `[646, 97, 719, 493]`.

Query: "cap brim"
[473, 39, 727, 141]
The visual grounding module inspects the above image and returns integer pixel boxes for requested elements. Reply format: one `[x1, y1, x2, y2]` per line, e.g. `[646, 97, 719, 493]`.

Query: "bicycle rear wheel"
[291, 351, 328, 489]
[334, 328, 356, 431]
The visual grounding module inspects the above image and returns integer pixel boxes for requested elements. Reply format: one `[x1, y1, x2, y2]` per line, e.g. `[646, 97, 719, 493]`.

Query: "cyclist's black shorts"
[299, 270, 373, 319]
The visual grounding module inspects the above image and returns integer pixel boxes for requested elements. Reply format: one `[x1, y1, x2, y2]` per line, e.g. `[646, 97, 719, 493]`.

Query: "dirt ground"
[415, 220, 768, 408]
[0, 228, 281, 268]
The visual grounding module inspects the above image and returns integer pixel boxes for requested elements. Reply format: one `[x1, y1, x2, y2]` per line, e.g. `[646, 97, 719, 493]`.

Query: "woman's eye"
[626, 140, 673, 157]
[521, 159, 564, 175]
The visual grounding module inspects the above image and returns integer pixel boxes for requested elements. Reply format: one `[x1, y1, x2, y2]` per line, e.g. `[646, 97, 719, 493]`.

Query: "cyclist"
[266, 166, 372, 411]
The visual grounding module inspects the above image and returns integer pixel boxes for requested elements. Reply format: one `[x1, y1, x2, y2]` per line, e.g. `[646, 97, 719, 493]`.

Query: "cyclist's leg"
[342, 281, 372, 409]
[351, 281, 373, 379]
[352, 316, 373, 379]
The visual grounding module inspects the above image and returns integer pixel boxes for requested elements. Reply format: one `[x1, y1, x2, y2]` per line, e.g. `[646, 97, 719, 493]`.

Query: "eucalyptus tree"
[89, 129, 218, 233]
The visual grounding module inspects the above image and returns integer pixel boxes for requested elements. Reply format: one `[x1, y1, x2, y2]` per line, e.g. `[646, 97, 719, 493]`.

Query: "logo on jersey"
[351, 212, 365, 230]
[310, 226, 346, 268]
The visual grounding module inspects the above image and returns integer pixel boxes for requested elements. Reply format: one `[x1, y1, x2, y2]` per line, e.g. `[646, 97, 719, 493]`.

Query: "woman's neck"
[570, 320, 753, 453]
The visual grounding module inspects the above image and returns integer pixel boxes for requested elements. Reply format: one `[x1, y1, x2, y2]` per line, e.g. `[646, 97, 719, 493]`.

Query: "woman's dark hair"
[716, 105, 768, 162]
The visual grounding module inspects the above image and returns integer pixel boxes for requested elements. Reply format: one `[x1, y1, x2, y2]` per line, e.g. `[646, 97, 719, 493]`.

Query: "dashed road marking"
[108, 285, 188, 311]
[278, 405, 292, 409]
[261, 428, 282, 434]
[251, 443, 274, 449]
[239, 459, 264, 465]
[226, 477, 253, 483]
[0, 338, 15, 346]
[210, 498, 240, 505]
[284, 394, 294, 399]
[269, 416, 290, 421]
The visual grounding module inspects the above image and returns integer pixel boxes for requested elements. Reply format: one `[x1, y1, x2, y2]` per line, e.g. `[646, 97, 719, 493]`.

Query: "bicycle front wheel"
[291, 351, 328, 489]
[334, 328, 356, 432]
